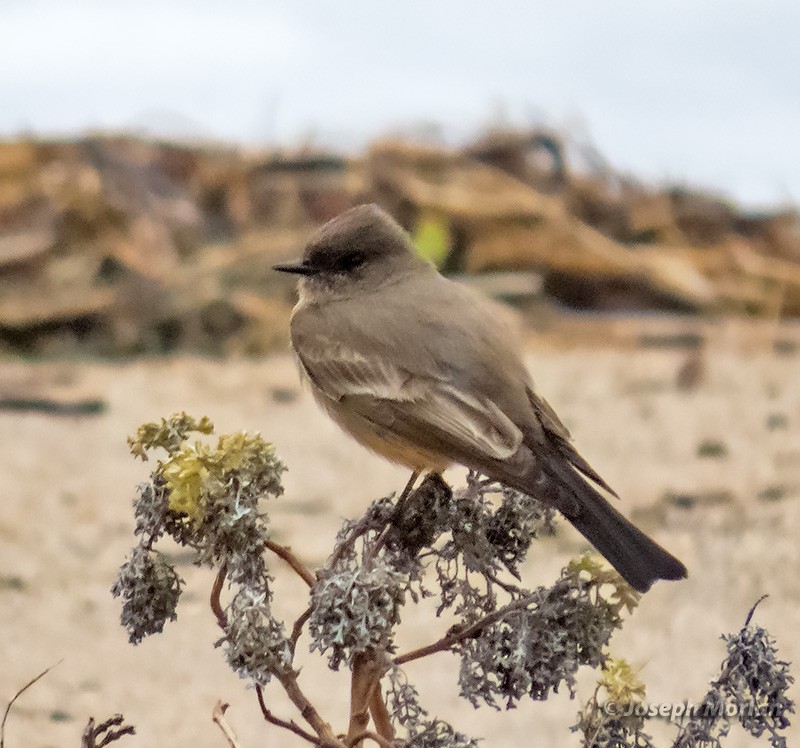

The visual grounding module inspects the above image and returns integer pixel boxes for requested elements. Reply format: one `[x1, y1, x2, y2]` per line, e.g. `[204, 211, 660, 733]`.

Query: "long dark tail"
[499, 455, 687, 593]
[553, 472, 687, 593]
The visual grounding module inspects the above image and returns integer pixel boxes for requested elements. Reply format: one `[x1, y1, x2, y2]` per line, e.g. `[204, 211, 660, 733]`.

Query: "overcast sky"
[2, 1, 798, 207]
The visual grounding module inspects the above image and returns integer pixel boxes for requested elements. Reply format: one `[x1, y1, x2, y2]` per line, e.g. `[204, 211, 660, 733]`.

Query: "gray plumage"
[274, 204, 687, 593]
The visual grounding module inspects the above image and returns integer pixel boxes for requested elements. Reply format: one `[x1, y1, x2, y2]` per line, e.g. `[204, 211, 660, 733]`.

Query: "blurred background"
[2, 2, 799, 747]
[2, 0, 800, 356]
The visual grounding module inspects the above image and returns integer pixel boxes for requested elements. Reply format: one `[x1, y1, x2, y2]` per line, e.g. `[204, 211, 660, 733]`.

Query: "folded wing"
[295, 335, 523, 462]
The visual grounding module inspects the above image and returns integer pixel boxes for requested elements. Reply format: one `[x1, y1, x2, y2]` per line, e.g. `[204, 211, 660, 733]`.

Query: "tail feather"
[494, 453, 687, 593]
[544, 459, 687, 592]
[559, 480, 687, 592]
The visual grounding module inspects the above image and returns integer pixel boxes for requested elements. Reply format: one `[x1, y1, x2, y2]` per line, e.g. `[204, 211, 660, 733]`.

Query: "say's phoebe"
[274, 204, 686, 592]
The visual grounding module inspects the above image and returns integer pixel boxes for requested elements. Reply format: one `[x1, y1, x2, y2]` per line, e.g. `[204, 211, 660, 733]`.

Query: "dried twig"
[368, 684, 395, 743]
[347, 653, 387, 748]
[1, 660, 63, 748]
[347, 656, 373, 746]
[266, 539, 316, 587]
[346, 730, 396, 747]
[290, 604, 314, 655]
[276, 670, 342, 745]
[210, 563, 228, 628]
[255, 685, 336, 746]
[326, 523, 371, 571]
[209, 565, 337, 745]
[744, 593, 768, 627]
[394, 590, 540, 666]
[211, 701, 241, 748]
[81, 714, 136, 748]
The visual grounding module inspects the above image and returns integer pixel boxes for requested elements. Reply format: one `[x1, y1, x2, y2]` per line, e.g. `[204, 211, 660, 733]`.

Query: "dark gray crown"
[301, 204, 412, 275]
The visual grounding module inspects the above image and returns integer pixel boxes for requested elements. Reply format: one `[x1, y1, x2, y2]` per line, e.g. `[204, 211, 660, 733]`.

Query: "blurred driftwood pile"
[1, 130, 798, 356]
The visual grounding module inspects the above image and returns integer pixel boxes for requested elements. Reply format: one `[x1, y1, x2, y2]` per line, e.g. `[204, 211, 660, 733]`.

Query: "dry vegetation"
[2, 130, 800, 360]
[1, 314, 798, 747]
[2, 125, 798, 747]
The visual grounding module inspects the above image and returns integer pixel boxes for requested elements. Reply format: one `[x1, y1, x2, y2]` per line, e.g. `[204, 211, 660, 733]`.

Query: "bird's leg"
[390, 470, 421, 520]
[369, 470, 421, 560]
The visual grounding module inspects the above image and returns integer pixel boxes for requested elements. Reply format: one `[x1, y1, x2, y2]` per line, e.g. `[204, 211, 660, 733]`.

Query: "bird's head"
[273, 203, 423, 301]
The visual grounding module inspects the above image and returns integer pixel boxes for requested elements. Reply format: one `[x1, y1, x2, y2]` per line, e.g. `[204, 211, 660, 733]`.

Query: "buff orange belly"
[313, 390, 451, 473]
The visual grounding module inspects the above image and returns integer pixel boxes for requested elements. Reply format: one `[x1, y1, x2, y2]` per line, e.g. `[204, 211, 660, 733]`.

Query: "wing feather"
[296, 335, 522, 461]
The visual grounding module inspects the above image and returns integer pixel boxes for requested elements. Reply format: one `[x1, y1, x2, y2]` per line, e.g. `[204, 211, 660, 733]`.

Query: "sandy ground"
[2, 325, 800, 747]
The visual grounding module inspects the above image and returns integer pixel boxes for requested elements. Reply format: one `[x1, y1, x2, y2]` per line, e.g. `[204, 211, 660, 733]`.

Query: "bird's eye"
[336, 251, 366, 272]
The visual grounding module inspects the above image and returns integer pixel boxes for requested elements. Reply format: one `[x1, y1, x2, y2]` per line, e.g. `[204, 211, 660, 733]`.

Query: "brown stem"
[346, 655, 373, 747]
[210, 563, 228, 628]
[290, 605, 314, 655]
[368, 683, 395, 743]
[255, 685, 327, 746]
[486, 569, 521, 594]
[2, 661, 63, 748]
[81, 719, 97, 748]
[211, 701, 242, 748]
[394, 591, 540, 666]
[277, 670, 342, 745]
[346, 731, 395, 748]
[266, 539, 316, 587]
[326, 524, 370, 571]
[211, 563, 337, 745]
[346, 653, 386, 747]
[81, 714, 135, 748]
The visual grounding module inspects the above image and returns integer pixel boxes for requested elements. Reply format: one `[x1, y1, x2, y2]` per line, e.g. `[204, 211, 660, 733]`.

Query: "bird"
[273, 203, 687, 592]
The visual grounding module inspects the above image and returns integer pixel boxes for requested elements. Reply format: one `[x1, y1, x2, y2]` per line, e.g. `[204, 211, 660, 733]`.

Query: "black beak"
[272, 259, 316, 275]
